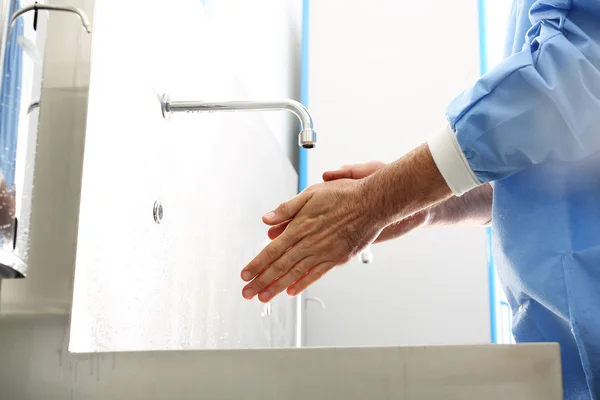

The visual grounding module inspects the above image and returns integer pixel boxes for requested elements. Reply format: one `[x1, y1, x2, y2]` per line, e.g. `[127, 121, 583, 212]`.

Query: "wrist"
[356, 144, 453, 229]
[357, 176, 391, 230]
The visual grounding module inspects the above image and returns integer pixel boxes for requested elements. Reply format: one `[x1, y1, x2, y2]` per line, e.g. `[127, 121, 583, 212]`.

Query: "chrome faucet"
[160, 95, 317, 149]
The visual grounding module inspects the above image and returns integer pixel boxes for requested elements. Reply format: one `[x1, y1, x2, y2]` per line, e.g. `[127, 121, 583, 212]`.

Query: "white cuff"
[427, 124, 480, 196]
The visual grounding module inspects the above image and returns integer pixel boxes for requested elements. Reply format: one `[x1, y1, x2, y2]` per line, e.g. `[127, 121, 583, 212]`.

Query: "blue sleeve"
[446, 2, 600, 183]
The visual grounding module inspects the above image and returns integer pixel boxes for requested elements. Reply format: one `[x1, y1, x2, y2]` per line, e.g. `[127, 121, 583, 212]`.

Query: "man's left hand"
[240, 178, 381, 302]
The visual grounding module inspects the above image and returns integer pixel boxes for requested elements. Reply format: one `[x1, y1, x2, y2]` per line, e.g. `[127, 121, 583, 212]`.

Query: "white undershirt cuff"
[427, 124, 480, 196]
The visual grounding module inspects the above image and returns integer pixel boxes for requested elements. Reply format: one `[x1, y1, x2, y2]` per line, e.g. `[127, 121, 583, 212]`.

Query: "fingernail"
[242, 287, 255, 299]
[242, 271, 252, 281]
[263, 211, 275, 221]
[258, 291, 271, 302]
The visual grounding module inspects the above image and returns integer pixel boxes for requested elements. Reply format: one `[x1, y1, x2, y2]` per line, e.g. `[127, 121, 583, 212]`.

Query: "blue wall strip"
[487, 227, 497, 343]
[477, 0, 497, 344]
[299, 0, 310, 192]
[295, 0, 311, 349]
[478, 0, 488, 76]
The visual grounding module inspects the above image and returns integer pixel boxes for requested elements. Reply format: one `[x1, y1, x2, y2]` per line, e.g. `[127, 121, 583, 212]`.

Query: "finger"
[267, 220, 290, 240]
[322, 164, 359, 180]
[242, 243, 308, 299]
[322, 169, 353, 181]
[323, 161, 386, 181]
[241, 232, 298, 282]
[286, 261, 336, 296]
[374, 211, 429, 243]
[263, 191, 312, 226]
[256, 256, 316, 302]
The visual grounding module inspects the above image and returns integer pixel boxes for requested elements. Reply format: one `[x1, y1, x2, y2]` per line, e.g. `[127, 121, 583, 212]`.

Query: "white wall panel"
[303, 0, 490, 347]
[69, 0, 299, 352]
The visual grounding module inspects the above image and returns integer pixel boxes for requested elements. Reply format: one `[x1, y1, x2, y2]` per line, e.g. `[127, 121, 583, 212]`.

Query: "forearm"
[426, 183, 492, 227]
[361, 143, 454, 227]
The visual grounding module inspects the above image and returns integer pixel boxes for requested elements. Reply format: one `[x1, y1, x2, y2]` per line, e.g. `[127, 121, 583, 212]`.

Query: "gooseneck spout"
[161, 94, 317, 149]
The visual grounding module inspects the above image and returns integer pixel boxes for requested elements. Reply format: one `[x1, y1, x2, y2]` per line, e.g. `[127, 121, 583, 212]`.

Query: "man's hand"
[268, 161, 430, 243]
[267, 161, 391, 241]
[267, 209, 428, 244]
[241, 144, 453, 303]
[324, 162, 430, 242]
[240, 178, 383, 302]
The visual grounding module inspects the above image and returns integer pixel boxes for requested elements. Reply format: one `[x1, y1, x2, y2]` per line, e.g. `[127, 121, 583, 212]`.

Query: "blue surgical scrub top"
[430, 1, 600, 398]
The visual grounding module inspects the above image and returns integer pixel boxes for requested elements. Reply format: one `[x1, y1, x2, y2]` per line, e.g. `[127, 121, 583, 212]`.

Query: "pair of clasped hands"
[239, 161, 429, 303]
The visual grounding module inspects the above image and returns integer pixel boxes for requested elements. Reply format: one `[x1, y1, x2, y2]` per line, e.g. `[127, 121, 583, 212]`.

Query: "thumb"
[263, 191, 312, 225]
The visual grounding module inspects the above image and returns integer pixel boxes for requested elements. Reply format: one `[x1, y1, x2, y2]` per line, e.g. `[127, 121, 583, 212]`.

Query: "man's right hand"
[267, 161, 430, 243]
[322, 162, 494, 230]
